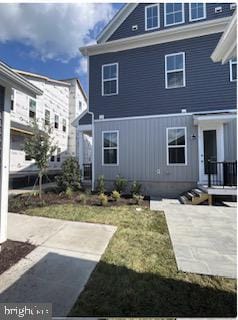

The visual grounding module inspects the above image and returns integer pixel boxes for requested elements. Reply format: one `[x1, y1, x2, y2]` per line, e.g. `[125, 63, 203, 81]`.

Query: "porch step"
[179, 188, 208, 205]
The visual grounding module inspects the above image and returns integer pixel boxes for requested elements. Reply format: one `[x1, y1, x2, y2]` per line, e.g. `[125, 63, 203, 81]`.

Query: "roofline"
[14, 69, 71, 87]
[211, 11, 237, 64]
[0, 61, 43, 96]
[61, 78, 88, 101]
[97, 3, 138, 43]
[80, 16, 230, 56]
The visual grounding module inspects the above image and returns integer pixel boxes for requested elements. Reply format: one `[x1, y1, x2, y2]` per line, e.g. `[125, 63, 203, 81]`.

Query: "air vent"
[230, 3, 236, 10]
[99, 114, 104, 119]
[181, 109, 187, 113]
[132, 25, 138, 31]
[215, 6, 222, 13]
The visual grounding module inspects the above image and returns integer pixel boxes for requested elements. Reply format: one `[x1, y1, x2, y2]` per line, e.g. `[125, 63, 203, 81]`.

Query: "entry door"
[198, 124, 224, 184]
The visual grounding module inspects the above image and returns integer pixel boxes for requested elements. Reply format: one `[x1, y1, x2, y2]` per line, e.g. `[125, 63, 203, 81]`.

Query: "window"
[50, 155, 55, 162]
[57, 148, 61, 162]
[79, 101, 82, 112]
[102, 63, 118, 96]
[167, 127, 187, 165]
[189, 3, 206, 21]
[25, 153, 32, 161]
[165, 52, 185, 89]
[164, 3, 184, 26]
[29, 98, 36, 119]
[62, 119, 66, 132]
[11, 89, 14, 111]
[230, 59, 237, 82]
[45, 109, 50, 126]
[102, 131, 119, 165]
[145, 4, 160, 30]
[54, 114, 59, 129]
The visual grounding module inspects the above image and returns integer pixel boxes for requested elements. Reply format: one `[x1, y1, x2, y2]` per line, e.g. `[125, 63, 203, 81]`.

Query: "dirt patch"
[0, 240, 35, 275]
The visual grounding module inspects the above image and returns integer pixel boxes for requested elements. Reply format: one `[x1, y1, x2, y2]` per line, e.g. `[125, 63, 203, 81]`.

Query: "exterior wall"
[94, 114, 198, 196]
[89, 33, 236, 120]
[224, 118, 237, 161]
[10, 78, 71, 175]
[67, 79, 87, 159]
[108, 3, 233, 42]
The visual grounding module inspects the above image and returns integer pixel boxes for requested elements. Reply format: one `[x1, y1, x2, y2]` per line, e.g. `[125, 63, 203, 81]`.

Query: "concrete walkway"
[0, 213, 116, 317]
[151, 201, 236, 278]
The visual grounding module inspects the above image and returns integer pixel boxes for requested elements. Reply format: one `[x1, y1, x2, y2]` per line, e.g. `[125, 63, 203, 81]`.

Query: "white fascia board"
[97, 4, 138, 44]
[211, 12, 237, 63]
[80, 16, 230, 56]
[0, 62, 43, 96]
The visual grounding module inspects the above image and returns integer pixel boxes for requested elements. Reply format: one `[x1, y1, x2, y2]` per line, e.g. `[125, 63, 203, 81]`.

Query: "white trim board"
[80, 17, 230, 56]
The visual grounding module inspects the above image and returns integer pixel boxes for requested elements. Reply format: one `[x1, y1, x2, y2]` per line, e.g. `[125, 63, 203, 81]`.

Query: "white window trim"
[54, 113, 59, 130]
[165, 52, 186, 89]
[189, 3, 206, 22]
[102, 130, 119, 166]
[44, 108, 51, 125]
[145, 4, 160, 31]
[164, 3, 185, 27]
[166, 127, 187, 166]
[28, 96, 37, 119]
[229, 59, 237, 82]
[102, 63, 119, 96]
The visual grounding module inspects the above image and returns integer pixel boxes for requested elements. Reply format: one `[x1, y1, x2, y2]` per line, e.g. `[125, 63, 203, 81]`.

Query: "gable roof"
[97, 3, 138, 43]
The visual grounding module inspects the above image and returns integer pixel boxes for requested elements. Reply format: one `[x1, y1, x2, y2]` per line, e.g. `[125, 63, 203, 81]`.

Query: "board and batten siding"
[94, 115, 198, 195]
[224, 119, 237, 162]
[90, 33, 236, 120]
[108, 3, 233, 42]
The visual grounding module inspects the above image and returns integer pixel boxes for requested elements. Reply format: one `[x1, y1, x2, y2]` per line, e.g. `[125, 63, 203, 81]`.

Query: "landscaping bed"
[20, 204, 236, 317]
[0, 240, 35, 275]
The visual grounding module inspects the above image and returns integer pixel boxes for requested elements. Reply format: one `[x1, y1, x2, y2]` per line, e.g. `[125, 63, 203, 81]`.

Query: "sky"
[0, 3, 123, 93]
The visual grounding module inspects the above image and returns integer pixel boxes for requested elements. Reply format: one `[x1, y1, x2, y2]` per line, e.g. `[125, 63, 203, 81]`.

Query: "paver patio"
[0, 213, 116, 317]
[151, 201, 236, 278]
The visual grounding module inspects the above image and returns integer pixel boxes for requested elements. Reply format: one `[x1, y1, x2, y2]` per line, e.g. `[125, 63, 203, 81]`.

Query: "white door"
[198, 123, 224, 185]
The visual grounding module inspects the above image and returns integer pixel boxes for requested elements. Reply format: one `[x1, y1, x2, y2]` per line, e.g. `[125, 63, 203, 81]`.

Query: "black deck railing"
[207, 160, 237, 188]
[83, 163, 92, 180]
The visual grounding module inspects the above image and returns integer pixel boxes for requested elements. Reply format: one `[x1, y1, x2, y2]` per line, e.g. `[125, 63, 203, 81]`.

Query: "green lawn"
[24, 204, 236, 317]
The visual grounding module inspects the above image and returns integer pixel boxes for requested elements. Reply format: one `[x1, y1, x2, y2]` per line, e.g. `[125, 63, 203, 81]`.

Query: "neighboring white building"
[9, 70, 87, 187]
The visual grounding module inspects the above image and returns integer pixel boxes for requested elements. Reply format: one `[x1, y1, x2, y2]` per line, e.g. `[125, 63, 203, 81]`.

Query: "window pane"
[166, 13, 174, 25]
[169, 147, 185, 164]
[175, 54, 183, 69]
[167, 55, 176, 71]
[166, 3, 174, 14]
[103, 64, 117, 80]
[174, 12, 182, 23]
[197, 6, 204, 17]
[174, 3, 182, 11]
[168, 128, 185, 146]
[103, 80, 117, 95]
[167, 71, 184, 87]
[104, 149, 117, 164]
[232, 63, 237, 81]
[104, 132, 117, 147]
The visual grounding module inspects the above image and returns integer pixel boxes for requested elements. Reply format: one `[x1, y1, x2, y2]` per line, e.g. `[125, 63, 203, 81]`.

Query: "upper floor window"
[11, 89, 14, 111]
[79, 101, 82, 112]
[189, 3, 206, 21]
[230, 59, 237, 82]
[145, 4, 160, 31]
[62, 118, 66, 132]
[29, 98, 36, 119]
[167, 127, 187, 165]
[102, 131, 119, 165]
[164, 3, 185, 27]
[165, 52, 186, 89]
[102, 63, 118, 96]
[45, 109, 50, 126]
[54, 114, 59, 129]
[57, 148, 61, 162]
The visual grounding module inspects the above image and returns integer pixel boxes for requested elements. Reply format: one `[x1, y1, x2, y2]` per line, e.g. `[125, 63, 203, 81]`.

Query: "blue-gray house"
[79, 3, 237, 198]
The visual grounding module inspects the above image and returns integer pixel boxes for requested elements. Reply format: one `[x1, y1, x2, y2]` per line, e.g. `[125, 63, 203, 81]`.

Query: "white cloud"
[75, 57, 88, 75]
[0, 3, 115, 73]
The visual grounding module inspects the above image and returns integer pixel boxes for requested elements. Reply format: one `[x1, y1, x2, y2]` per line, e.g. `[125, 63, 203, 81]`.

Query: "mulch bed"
[0, 240, 35, 275]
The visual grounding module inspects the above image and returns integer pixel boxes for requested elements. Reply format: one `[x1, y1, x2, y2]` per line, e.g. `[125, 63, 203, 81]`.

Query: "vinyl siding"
[108, 3, 233, 41]
[0, 86, 4, 174]
[89, 33, 236, 119]
[94, 114, 198, 183]
[78, 112, 92, 125]
[224, 119, 237, 161]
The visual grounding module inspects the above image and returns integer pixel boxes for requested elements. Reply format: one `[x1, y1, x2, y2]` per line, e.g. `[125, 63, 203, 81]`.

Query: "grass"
[24, 204, 236, 317]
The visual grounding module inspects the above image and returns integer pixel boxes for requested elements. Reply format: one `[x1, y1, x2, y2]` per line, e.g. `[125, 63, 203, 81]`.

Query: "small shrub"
[112, 190, 120, 201]
[55, 157, 81, 191]
[131, 180, 142, 195]
[65, 186, 73, 199]
[79, 194, 87, 205]
[98, 193, 108, 206]
[114, 175, 127, 193]
[97, 175, 105, 194]
[133, 194, 144, 205]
